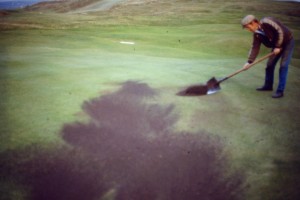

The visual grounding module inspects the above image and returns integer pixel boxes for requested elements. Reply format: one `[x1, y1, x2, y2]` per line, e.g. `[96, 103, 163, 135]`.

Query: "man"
[241, 15, 294, 98]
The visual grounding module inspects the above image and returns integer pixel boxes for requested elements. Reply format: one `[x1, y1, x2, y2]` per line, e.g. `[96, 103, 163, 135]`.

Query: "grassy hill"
[25, 0, 100, 12]
[1, 0, 300, 200]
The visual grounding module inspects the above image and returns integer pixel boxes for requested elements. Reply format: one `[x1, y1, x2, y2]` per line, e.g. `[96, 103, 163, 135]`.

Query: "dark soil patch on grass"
[0, 81, 244, 200]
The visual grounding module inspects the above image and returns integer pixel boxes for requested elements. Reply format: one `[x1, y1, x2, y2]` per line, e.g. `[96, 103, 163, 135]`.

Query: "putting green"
[1, 0, 300, 199]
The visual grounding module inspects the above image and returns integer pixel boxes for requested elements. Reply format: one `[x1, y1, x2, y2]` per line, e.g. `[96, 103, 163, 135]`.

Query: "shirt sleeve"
[248, 34, 261, 63]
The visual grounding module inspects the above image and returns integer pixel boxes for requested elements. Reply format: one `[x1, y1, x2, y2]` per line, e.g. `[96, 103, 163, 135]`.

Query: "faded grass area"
[1, 0, 300, 200]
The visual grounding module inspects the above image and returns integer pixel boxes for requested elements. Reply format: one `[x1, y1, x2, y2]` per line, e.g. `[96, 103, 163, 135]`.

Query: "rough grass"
[1, 0, 300, 200]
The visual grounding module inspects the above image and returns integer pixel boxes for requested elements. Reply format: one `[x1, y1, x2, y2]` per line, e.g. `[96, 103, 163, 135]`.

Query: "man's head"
[241, 15, 259, 32]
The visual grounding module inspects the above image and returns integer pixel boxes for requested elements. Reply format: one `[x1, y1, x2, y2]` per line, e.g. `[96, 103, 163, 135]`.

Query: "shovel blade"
[177, 77, 222, 96]
[206, 77, 221, 94]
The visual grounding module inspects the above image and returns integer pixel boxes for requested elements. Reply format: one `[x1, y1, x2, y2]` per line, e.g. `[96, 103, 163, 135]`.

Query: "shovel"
[177, 52, 274, 96]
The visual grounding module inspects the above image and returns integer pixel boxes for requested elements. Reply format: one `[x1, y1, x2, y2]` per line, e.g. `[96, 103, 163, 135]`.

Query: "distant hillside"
[25, 0, 169, 13]
[25, 0, 109, 13]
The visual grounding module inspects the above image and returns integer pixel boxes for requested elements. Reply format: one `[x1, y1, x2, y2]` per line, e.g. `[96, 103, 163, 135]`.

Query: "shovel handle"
[220, 52, 275, 83]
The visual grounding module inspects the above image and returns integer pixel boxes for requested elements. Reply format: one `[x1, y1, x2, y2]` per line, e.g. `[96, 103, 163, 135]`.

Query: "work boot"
[272, 91, 284, 98]
[256, 86, 273, 91]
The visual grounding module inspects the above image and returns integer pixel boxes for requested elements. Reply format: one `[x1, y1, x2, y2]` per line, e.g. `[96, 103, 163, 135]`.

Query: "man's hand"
[273, 48, 281, 55]
[243, 62, 251, 70]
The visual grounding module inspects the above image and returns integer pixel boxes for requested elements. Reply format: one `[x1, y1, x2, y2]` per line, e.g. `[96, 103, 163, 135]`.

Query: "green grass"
[1, 0, 300, 199]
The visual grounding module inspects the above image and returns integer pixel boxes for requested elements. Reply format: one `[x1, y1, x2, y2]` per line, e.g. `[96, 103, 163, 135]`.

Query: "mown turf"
[1, 0, 300, 200]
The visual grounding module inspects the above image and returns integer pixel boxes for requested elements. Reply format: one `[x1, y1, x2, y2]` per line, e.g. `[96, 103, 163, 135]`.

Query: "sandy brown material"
[177, 84, 208, 96]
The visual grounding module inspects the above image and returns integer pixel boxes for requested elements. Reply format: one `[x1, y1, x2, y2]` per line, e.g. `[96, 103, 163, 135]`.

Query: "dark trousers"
[265, 38, 295, 92]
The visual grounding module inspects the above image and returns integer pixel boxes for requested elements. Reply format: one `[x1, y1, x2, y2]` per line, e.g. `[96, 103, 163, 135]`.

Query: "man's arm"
[247, 34, 261, 63]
